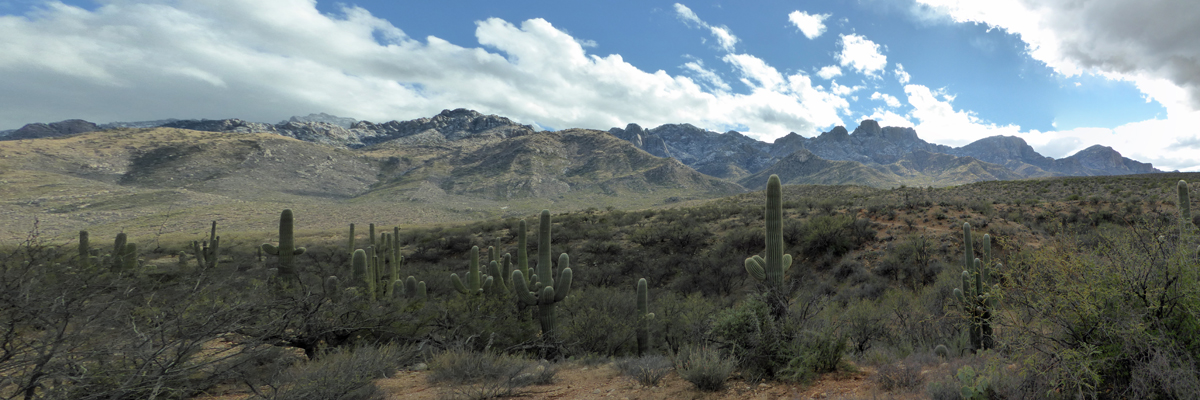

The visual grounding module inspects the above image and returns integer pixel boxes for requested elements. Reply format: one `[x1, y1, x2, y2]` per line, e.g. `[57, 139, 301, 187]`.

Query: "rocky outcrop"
[608, 123, 773, 180]
[286, 112, 357, 128]
[1056, 145, 1158, 176]
[4, 119, 99, 140]
[148, 108, 537, 148]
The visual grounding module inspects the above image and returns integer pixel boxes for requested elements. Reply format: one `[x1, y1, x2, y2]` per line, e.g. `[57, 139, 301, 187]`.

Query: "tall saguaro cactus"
[193, 221, 220, 269]
[636, 278, 654, 356]
[744, 175, 794, 319]
[953, 222, 995, 351]
[262, 209, 306, 283]
[109, 233, 138, 272]
[512, 210, 573, 338]
[78, 230, 95, 270]
[351, 249, 374, 302]
[1180, 180, 1192, 238]
[452, 246, 493, 295]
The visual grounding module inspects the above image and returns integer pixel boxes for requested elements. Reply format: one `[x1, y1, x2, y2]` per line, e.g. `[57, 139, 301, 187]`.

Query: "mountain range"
[1, 109, 1161, 192]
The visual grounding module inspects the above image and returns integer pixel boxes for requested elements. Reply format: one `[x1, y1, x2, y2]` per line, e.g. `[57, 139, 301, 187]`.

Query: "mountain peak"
[851, 120, 882, 136]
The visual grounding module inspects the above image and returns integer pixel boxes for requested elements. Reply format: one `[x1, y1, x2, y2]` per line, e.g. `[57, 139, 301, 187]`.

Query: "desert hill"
[0, 119, 741, 241]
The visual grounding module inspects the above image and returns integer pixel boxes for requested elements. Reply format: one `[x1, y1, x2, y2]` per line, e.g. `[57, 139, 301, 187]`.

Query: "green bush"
[267, 343, 413, 400]
[615, 355, 673, 386]
[708, 294, 845, 383]
[559, 286, 638, 357]
[673, 345, 735, 392]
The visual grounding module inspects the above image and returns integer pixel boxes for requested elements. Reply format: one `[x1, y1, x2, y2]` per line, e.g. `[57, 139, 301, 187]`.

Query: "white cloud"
[889, 83, 1200, 171]
[916, 0, 1200, 115]
[816, 65, 842, 80]
[673, 3, 703, 26]
[787, 10, 830, 39]
[836, 34, 887, 76]
[901, 84, 1024, 146]
[673, 3, 738, 52]
[0, 1, 854, 141]
[682, 59, 731, 92]
[830, 80, 864, 96]
[894, 63, 911, 84]
[862, 108, 914, 128]
[708, 25, 739, 52]
[870, 92, 902, 108]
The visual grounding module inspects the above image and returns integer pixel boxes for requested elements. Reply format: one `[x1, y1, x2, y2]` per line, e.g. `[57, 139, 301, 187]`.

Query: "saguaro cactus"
[109, 233, 138, 272]
[325, 276, 342, 303]
[953, 222, 996, 351]
[1180, 180, 1192, 237]
[488, 254, 512, 293]
[452, 246, 493, 295]
[636, 278, 655, 356]
[78, 230, 95, 270]
[512, 210, 573, 338]
[193, 221, 220, 269]
[351, 249, 374, 301]
[406, 276, 427, 300]
[744, 175, 794, 291]
[347, 223, 356, 253]
[262, 209, 306, 283]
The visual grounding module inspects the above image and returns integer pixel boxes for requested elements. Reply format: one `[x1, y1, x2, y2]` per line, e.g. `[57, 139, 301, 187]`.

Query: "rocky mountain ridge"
[611, 119, 1160, 181]
[2, 109, 1162, 189]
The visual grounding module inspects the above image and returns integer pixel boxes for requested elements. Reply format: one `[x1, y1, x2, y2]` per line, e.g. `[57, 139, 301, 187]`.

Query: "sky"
[1, 0, 1198, 171]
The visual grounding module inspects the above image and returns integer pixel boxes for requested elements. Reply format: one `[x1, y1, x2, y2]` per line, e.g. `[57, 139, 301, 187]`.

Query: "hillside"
[0, 123, 743, 242]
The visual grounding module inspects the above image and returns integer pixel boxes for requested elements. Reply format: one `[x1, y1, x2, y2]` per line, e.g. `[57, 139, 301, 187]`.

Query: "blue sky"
[1, 0, 1198, 171]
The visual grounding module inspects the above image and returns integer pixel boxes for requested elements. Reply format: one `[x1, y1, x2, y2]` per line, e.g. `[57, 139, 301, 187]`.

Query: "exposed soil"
[373, 362, 928, 400]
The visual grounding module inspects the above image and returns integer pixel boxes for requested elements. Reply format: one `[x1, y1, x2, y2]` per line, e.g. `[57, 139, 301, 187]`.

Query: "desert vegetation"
[1, 172, 1198, 399]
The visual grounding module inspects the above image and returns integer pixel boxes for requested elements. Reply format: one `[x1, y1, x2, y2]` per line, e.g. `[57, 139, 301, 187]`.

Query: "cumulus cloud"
[916, 0, 1200, 114]
[816, 65, 842, 80]
[836, 34, 887, 76]
[673, 3, 738, 52]
[870, 92, 902, 108]
[830, 80, 864, 96]
[0, 0, 855, 140]
[788, 10, 830, 39]
[883, 83, 1200, 171]
[894, 63, 911, 84]
[682, 59, 732, 92]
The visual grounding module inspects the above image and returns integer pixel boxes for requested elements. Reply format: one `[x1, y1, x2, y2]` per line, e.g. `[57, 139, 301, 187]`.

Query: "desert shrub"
[559, 286, 638, 357]
[673, 345, 736, 392]
[427, 349, 528, 385]
[798, 215, 875, 259]
[1002, 213, 1200, 399]
[615, 355, 673, 386]
[266, 343, 412, 400]
[841, 298, 890, 355]
[875, 362, 924, 392]
[430, 350, 558, 400]
[656, 291, 724, 353]
[438, 293, 534, 353]
[708, 295, 845, 382]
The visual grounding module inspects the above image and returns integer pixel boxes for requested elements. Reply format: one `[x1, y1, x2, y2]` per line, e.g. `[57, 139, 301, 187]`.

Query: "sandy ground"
[374, 361, 929, 400]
